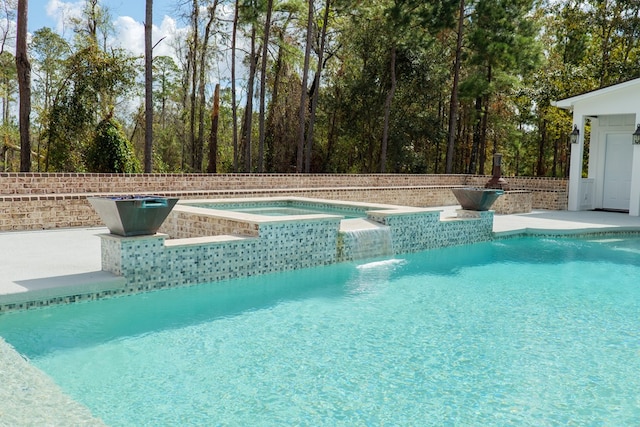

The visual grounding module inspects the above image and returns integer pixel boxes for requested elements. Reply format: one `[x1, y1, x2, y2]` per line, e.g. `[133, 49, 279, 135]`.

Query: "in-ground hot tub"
[184, 198, 372, 219]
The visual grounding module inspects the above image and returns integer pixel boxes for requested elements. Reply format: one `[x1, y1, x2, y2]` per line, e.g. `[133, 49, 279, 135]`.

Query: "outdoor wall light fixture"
[570, 125, 580, 144]
[633, 124, 640, 144]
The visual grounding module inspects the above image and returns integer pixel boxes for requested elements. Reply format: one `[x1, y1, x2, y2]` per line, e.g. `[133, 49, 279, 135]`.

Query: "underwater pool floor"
[3, 236, 640, 425]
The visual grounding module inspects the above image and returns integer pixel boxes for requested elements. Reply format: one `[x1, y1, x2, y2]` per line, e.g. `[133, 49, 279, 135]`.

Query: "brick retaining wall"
[0, 173, 467, 194]
[0, 173, 568, 231]
[0, 173, 568, 194]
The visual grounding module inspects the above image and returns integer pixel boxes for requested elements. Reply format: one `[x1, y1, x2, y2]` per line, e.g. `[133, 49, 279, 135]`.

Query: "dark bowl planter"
[88, 196, 179, 236]
[451, 188, 504, 211]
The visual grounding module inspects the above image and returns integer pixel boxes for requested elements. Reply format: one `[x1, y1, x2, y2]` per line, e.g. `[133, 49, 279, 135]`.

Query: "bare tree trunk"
[86, 0, 99, 43]
[478, 94, 488, 175]
[196, 3, 218, 172]
[446, 0, 464, 174]
[538, 118, 547, 176]
[2, 80, 7, 125]
[144, 0, 153, 173]
[477, 65, 491, 175]
[208, 83, 220, 173]
[258, 0, 274, 173]
[305, 0, 331, 173]
[266, 29, 283, 172]
[0, 0, 15, 54]
[297, 0, 314, 173]
[323, 84, 340, 171]
[305, 72, 319, 173]
[189, 0, 199, 171]
[552, 132, 559, 177]
[242, 26, 258, 173]
[468, 96, 481, 174]
[16, 0, 30, 172]
[231, 0, 239, 172]
[180, 43, 192, 170]
[380, 45, 396, 173]
[456, 109, 465, 173]
[160, 71, 166, 129]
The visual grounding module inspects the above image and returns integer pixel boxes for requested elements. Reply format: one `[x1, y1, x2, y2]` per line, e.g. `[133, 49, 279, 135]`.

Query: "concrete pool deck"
[491, 208, 640, 235]
[2, 208, 640, 305]
[0, 227, 126, 307]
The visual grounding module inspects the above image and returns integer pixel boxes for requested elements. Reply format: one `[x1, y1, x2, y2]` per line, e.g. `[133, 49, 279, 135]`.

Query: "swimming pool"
[1, 236, 640, 425]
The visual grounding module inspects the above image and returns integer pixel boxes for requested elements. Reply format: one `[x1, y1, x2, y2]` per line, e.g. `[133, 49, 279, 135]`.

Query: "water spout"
[451, 188, 503, 211]
[338, 227, 393, 261]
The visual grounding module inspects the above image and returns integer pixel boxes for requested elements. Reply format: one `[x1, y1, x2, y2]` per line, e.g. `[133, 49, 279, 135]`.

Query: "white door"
[603, 133, 633, 211]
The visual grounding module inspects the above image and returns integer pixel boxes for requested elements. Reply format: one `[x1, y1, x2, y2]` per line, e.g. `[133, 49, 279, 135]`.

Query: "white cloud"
[46, 0, 84, 36]
[109, 15, 186, 63]
[44, 0, 187, 63]
[111, 16, 144, 55]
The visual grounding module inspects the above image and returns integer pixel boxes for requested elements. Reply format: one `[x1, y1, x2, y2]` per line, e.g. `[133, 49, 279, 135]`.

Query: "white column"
[567, 116, 584, 211]
[630, 120, 640, 216]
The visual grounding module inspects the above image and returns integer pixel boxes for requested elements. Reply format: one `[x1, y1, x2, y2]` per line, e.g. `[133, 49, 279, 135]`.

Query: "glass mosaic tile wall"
[101, 204, 493, 292]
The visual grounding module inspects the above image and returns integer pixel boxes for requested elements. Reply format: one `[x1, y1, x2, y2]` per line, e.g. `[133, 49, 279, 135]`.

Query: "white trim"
[567, 115, 584, 211]
[552, 78, 640, 109]
[630, 145, 640, 216]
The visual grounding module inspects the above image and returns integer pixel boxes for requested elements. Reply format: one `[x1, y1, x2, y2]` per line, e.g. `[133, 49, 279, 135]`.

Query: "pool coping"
[495, 225, 640, 238]
[176, 196, 442, 224]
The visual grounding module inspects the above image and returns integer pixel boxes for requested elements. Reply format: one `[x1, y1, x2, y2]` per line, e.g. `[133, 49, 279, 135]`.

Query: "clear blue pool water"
[2, 236, 640, 426]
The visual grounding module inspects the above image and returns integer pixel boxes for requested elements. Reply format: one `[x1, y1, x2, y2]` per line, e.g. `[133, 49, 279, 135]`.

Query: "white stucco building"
[552, 77, 640, 216]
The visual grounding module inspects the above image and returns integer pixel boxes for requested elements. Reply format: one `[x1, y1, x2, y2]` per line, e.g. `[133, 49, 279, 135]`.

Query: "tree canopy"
[5, 0, 640, 175]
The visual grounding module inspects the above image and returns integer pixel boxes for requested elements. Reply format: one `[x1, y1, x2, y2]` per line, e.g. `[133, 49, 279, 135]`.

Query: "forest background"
[3, 0, 638, 176]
